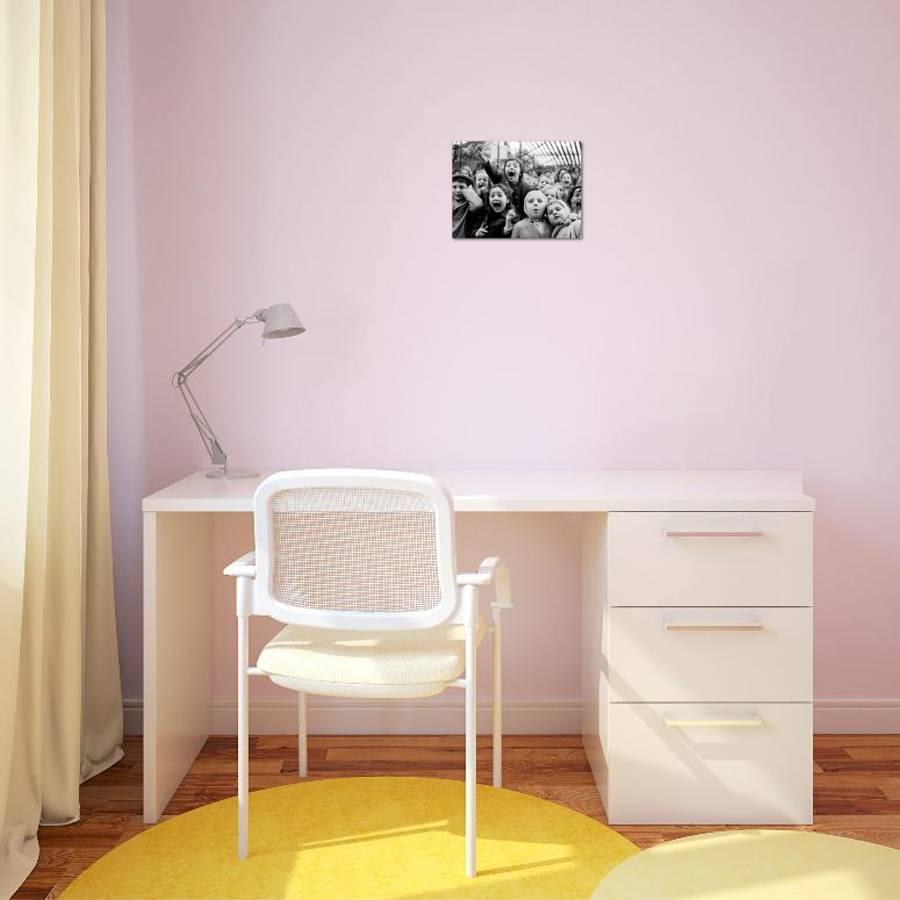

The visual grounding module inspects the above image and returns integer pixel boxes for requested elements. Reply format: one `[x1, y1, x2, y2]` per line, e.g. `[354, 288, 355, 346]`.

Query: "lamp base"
[206, 466, 260, 479]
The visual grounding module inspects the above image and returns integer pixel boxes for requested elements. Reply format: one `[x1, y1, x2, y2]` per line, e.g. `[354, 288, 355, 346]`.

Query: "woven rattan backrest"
[253, 471, 457, 630]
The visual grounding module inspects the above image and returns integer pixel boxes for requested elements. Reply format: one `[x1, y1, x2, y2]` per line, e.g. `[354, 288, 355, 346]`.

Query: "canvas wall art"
[451, 141, 582, 240]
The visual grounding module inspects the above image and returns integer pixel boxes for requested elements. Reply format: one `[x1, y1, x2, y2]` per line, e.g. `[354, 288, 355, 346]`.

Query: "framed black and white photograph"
[451, 141, 582, 240]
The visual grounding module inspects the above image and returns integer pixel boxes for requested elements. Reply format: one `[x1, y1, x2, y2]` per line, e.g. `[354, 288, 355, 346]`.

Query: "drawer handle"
[665, 530, 763, 538]
[664, 623, 764, 632]
[665, 716, 764, 728]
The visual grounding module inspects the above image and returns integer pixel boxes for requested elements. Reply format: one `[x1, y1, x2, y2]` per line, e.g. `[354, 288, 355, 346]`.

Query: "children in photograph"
[451, 141, 582, 240]
[451, 172, 483, 239]
[542, 184, 564, 201]
[479, 147, 530, 217]
[474, 168, 491, 196]
[570, 184, 582, 215]
[546, 199, 582, 239]
[557, 168, 575, 197]
[511, 190, 551, 239]
[462, 168, 491, 236]
[475, 183, 516, 238]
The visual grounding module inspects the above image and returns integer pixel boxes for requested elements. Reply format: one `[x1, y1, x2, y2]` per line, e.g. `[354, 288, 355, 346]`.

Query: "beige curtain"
[0, 0, 123, 894]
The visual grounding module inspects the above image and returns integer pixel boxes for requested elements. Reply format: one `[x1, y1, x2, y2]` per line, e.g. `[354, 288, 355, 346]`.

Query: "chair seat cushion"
[256, 622, 486, 687]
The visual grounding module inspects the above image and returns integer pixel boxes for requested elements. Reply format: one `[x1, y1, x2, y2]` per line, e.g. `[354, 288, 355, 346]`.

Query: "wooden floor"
[15, 733, 900, 898]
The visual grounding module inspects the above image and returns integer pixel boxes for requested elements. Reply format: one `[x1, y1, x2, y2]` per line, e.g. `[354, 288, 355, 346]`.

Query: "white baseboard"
[813, 699, 900, 733]
[123, 697, 581, 736]
[124, 699, 142, 735]
[123, 697, 900, 737]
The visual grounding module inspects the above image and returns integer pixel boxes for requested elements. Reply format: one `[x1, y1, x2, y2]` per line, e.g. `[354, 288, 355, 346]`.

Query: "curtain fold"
[0, 1, 123, 894]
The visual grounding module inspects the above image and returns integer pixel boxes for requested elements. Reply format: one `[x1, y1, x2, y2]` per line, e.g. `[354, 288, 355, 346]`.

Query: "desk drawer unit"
[607, 512, 813, 607]
[584, 509, 814, 825]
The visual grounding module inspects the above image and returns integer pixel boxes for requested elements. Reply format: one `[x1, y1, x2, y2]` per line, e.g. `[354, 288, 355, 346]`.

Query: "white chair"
[223, 469, 512, 878]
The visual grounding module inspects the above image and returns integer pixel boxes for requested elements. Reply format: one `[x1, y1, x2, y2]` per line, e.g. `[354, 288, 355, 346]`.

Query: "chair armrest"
[224, 551, 257, 578]
[457, 557, 512, 609]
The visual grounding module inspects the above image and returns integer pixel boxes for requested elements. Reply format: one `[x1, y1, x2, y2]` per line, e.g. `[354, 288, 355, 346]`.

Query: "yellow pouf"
[63, 776, 637, 898]
[592, 829, 900, 900]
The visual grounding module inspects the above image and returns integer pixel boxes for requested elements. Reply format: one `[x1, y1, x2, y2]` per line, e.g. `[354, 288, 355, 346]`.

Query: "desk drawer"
[607, 512, 812, 607]
[607, 702, 812, 824]
[607, 607, 811, 702]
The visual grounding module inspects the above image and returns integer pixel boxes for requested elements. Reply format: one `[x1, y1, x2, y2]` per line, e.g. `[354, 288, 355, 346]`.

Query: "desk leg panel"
[143, 510, 213, 823]
[581, 513, 609, 811]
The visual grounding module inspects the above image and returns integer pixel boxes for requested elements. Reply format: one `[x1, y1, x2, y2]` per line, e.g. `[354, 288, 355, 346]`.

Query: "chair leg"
[297, 692, 308, 778]
[237, 613, 249, 859]
[492, 615, 502, 788]
[465, 618, 477, 878]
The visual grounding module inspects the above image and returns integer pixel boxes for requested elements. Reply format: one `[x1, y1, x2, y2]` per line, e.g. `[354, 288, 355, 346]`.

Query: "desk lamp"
[172, 303, 305, 478]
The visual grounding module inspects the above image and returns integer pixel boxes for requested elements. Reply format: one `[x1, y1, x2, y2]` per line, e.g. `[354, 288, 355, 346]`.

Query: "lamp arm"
[177, 378, 227, 466]
[171, 312, 263, 469]
[174, 314, 259, 382]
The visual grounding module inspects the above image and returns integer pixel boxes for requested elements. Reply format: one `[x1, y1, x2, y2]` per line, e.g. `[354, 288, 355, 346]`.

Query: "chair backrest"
[252, 470, 458, 630]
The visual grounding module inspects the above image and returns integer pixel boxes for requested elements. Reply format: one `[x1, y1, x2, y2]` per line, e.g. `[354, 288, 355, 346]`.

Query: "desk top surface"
[143, 469, 815, 513]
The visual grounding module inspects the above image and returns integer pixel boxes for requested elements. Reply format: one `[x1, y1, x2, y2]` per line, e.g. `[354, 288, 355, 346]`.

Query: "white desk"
[142, 470, 814, 824]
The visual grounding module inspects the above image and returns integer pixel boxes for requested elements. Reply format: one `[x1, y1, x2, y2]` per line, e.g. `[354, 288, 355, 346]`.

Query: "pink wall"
[107, 0, 900, 708]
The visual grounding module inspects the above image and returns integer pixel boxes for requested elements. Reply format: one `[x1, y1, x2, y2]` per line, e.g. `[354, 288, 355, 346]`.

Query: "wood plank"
[846, 747, 900, 762]
[877, 778, 900, 800]
[815, 735, 900, 747]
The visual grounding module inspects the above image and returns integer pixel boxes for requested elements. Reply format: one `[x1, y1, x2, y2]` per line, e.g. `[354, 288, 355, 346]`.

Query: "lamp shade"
[260, 303, 305, 339]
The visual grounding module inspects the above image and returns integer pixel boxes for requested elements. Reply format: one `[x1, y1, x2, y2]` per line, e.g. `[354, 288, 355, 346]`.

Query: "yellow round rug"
[63, 776, 637, 898]
[592, 829, 900, 900]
